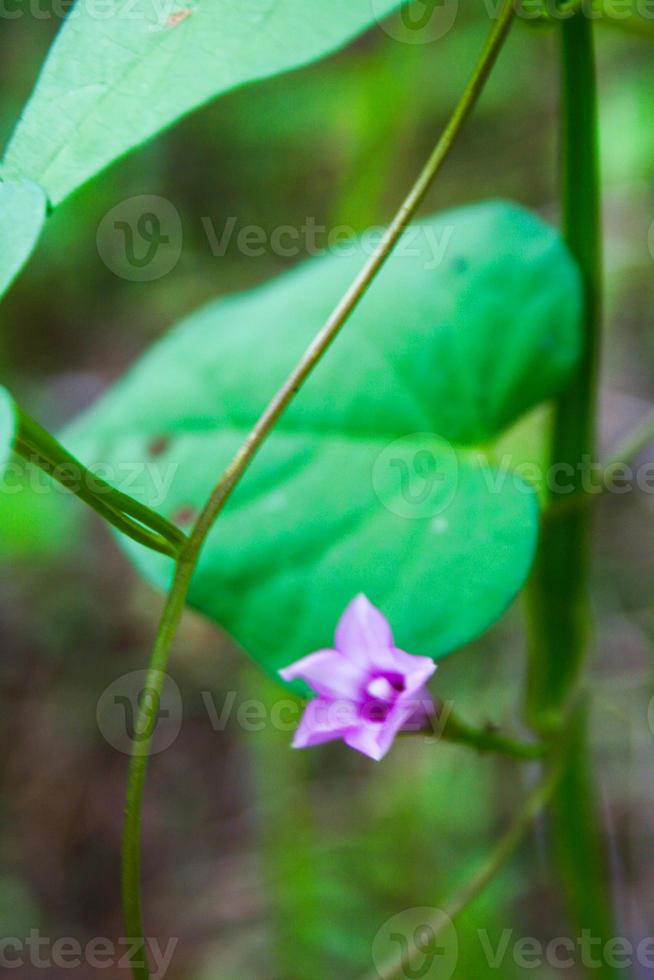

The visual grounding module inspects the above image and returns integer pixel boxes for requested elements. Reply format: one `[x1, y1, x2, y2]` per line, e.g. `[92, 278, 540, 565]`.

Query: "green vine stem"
[527, 11, 619, 978]
[120, 5, 518, 977]
[402, 702, 547, 760]
[550, 701, 620, 978]
[527, 10, 602, 727]
[360, 761, 563, 980]
[436, 705, 547, 760]
[16, 409, 186, 558]
[376, 704, 547, 759]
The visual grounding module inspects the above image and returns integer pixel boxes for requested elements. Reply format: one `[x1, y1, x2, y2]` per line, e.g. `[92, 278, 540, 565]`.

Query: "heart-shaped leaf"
[2, 0, 404, 205]
[0, 180, 46, 300]
[65, 201, 582, 676]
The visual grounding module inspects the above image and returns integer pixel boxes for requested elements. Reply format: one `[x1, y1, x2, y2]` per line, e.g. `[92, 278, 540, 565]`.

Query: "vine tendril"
[120, 4, 518, 976]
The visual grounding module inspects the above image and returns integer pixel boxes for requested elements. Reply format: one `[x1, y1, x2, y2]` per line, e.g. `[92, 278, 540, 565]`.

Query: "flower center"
[365, 672, 405, 700]
[366, 677, 395, 701]
[362, 672, 406, 724]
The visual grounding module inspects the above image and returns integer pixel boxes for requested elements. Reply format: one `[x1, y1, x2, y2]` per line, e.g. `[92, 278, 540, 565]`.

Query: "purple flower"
[279, 594, 436, 761]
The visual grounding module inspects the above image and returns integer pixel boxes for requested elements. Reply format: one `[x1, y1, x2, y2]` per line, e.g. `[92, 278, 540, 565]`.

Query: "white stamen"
[366, 677, 395, 701]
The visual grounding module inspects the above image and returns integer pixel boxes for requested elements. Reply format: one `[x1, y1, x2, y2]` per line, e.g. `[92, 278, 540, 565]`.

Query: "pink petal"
[334, 594, 394, 665]
[291, 697, 358, 749]
[279, 649, 365, 699]
[344, 701, 416, 761]
[391, 649, 437, 696]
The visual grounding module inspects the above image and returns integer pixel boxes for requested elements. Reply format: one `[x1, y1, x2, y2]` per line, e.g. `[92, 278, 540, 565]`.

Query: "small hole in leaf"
[173, 505, 197, 526]
[167, 7, 192, 27]
[147, 435, 171, 458]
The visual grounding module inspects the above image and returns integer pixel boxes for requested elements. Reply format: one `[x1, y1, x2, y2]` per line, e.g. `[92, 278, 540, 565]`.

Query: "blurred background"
[1, 5, 654, 977]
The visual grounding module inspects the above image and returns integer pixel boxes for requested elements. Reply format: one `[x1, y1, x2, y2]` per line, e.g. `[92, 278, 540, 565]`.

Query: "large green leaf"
[0, 180, 46, 300]
[65, 201, 582, 677]
[2, 0, 403, 205]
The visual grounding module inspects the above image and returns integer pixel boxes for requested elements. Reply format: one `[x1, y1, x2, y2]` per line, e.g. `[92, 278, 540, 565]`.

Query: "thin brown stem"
[121, 5, 518, 976]
[186, 0, 517, 560]
[359, 762, 562, 980]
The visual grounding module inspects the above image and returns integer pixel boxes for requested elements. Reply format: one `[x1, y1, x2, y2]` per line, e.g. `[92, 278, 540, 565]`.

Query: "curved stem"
[15, 437, 180, 559]
[172, 0, 518, 562]
[359, 762, 562, 980]
[437, 706, 547, 760]
[122, 559, 194, 980]
[16, 410, 187, 556]
[403, 703, 547, 760]
[120, 5, 518, 976]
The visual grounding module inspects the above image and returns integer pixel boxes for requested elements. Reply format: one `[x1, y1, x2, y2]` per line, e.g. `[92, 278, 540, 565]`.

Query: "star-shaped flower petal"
[279, 594, 436, 761]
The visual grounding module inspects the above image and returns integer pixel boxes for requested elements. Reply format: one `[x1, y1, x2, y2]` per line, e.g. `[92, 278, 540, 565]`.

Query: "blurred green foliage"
[1, 6, 654, 979]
